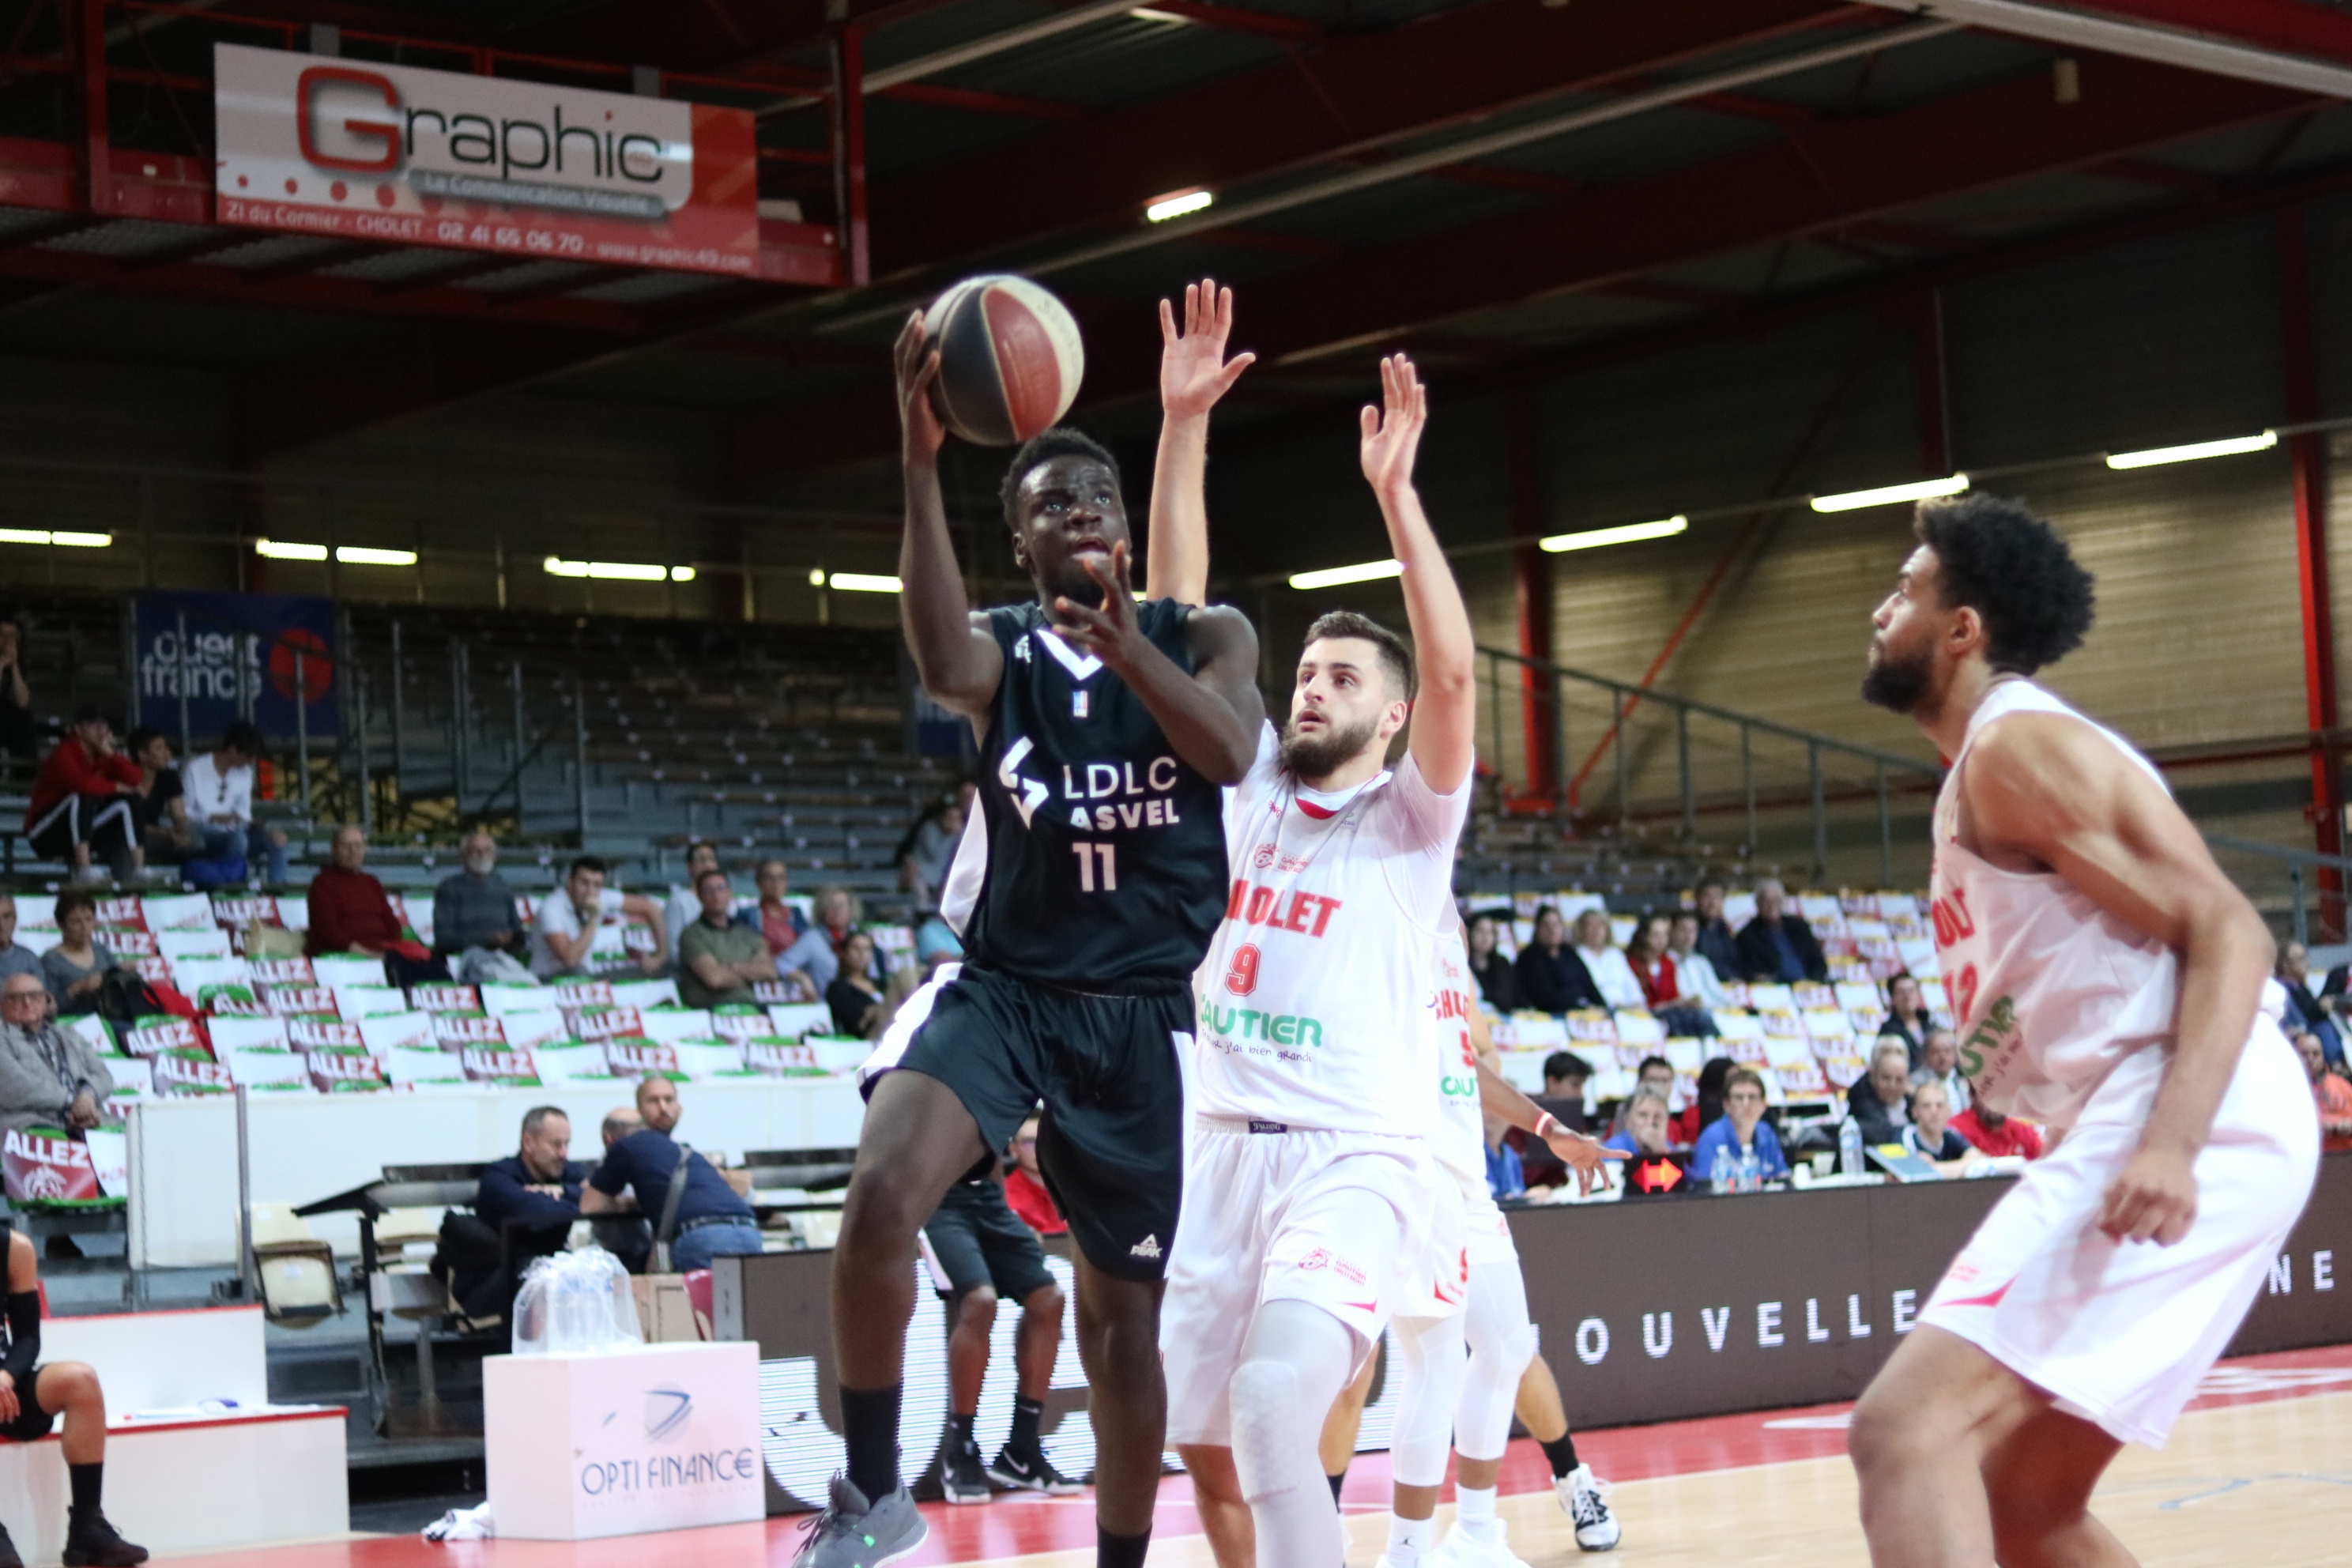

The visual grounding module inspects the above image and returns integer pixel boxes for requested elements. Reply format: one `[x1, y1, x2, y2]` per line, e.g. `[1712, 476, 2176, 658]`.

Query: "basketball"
[922, 274, 1085, 447]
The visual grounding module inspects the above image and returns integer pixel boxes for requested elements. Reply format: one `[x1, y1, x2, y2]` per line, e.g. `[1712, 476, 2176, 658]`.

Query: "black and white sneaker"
[791, 1473, 929, 1566]
[986, 1442, 1085, 1495]
[942, 1438, 995, 1504]
[1556, 1464, 1620, 1551]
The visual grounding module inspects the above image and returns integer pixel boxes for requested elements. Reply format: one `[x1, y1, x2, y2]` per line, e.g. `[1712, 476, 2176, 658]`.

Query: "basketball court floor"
[232, 1341, 2352, 1566]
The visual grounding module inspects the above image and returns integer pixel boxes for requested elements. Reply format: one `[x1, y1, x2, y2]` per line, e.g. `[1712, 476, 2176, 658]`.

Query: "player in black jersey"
[793, 303, 1263, 1568]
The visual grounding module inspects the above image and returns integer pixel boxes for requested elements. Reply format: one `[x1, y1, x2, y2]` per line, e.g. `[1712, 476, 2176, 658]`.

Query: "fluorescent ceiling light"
[544, 557, 695, 582]
[1145, 189, 1212, 224]
[828, 572, 903, 594]
[1289, 559, 1404, 591]
[337, 545, 419, 567]
[2106, 431, 2277, 470]
[255, 538, 327, 561]
[1129, 6, 1190, 19]
[0, 528, 110, 548]
[1540, 516, 1687, 553]
[808, 568, 827, 586]
[1811, 473, 1969, 513]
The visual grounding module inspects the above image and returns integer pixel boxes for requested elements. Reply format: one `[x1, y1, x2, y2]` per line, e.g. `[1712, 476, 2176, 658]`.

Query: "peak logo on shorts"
[1129, 1234, 1162, 1261]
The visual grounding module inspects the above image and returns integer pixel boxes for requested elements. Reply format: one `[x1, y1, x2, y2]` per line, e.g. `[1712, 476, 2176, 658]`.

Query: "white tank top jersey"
[1930, 677, 2269, 1131]
[1191, 722, 1474, 1135]
[1427, 932, 1486, 1191]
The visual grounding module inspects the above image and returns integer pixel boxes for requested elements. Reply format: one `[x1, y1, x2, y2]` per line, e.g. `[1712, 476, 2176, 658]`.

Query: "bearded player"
[795, 309, 1264, 1568]
[1848, 493, 2317, 1568]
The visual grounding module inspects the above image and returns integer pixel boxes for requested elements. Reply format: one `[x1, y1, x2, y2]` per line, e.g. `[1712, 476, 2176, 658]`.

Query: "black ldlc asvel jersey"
[957, 598, 1231, 993]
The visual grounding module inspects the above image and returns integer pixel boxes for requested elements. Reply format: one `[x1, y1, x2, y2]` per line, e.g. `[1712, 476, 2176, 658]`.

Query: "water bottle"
[1738, 1146, 1761, 1193]
[1839, 1116, 1864, 1178]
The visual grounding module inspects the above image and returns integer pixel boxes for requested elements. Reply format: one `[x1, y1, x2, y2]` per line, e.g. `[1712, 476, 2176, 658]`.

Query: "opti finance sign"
[212, 43, 759, 276]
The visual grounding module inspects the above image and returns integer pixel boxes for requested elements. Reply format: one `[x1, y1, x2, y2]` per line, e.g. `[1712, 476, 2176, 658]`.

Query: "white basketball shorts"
[1400, 1167, 1517, 1321]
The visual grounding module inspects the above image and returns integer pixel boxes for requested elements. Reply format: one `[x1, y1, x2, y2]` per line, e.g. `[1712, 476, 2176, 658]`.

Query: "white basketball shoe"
[1556, 1464, 1620, 1551]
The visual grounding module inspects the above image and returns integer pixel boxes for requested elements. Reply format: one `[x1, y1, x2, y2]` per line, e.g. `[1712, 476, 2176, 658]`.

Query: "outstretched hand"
[1051, 541, 1148, 670]
[1159, 277, 1255, 422]
[893, 311, 947, 461]
[1359, 352, 1427, 499]
[1544, 1125, 1627, 1197]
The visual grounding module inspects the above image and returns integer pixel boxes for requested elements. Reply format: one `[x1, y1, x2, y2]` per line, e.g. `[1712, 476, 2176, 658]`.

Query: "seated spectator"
[746, 858, 808, 960]
[1514, 905, 1602, 1016]
[582, 1077, 763, 1274]
[24, 707, 141, 887]
[779, 884, 865, 993]
[458, 1106, 585, 1319]
[1690, 1067, 1788, 1184]
[432, 832, 530, 984]
[1690, 877, 1741, 979]
[1614, 1054, 1679, 1140]
[180, 722, 289, 886]
[897, 784, 970, 913]
[2300, 1031, 2352, 1153]
[678, 869, 779, 1010]
[1879, 973, 1932, 1068]
[1604, 1087, 1674, 1159]
[1901, 1079, 1981, 1173]
[1670, 1055, 1723, 1146]
[1848, 1039, 1914, 1144]
[1665, 911, 1730, 1011]
[1732, 877, 1826, 983]
[1002, 1114, 1065, 1236]
[827, 930, 889, 1038]
[665, 842, 725, 955]
[1517, 1050, 1593, 1189]
[1626, 912, 1717, 1036]
[1464, 910, 1521, 1012]
[530, 856, 667, 981]
[1574, 910, 1644, 1010]
[1950, 1100, 2044, 1161]
[0, 971, 114, 1133]
[2278, 943, 2343, 1067]
[123, 729, 190, 869]
[0, 895, 38, 989]
[1483, 1108, 1528, 1200]
[1912, 1027, 1970, 1114]
[0, 1221, 147, 1565]
[306, 826, 445, 988]
[0, 611, 32, 765]
[39, 891, 134, 1016]
[586, 1107, 653, 1272]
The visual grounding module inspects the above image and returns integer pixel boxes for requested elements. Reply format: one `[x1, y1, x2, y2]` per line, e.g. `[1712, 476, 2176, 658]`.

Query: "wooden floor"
[209, 1344, 2352, 1567]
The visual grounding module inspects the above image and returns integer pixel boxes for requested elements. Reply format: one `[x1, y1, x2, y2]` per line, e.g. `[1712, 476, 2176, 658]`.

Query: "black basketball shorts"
[0, 1366, 55, 1442]
[922, 1179, 1057, 1304]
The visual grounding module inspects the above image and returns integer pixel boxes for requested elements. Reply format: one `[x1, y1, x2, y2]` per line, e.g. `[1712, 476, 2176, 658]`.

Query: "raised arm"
[892, 313, 1004, 718]
[1359, 354, 1475, 794]
[1963, 714, 2273, 1245]
[1147, 279, 1254, 607]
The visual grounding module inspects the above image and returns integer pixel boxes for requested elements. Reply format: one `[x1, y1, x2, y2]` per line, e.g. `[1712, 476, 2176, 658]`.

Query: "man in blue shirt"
[582, 1077, 763, 1273]
[1689, 1068, 1789, 1185]
[461, 1106, 585, 1317]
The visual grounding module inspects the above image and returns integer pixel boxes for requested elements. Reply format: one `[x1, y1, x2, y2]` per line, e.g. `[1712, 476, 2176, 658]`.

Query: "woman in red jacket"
[23, 708, 142, 886]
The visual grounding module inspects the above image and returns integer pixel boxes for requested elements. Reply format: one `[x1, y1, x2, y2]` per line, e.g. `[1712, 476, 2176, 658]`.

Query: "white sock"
[1386, 1513, 1433, 1566]
[1455, 1483, 1498, 1543]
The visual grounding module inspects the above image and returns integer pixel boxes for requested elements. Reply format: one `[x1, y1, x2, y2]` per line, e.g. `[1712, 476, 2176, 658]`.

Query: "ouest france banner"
[211, 43, 761, 277]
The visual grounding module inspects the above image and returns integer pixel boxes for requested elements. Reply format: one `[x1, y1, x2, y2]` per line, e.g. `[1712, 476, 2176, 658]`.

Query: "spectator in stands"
[679, 868, 779, 1010]
[1574, 910, 1645, 1010]
[1901, 1079, 1981, 1174]
[1604, 1087, 1675, 1159]
[1913, 1027, 1970, 1114]
[432, 831, 530, 984]
[665, 842, 724, 955]
[1464, 910, 1521, 1012]
[778, 884, 863, 992]
[122, 728, 189, 870]
[2278, 943, 2342, 1068]
[1483, 1108, 1528, 1200]
[0, 1222, 148, 1566]
[39, 891, 133, 1016]
[0, 895, 37, 989]
[1670, 1056, 1719, 1145]
[24, 707, 141, 888]
[747, 858, 808, 959]
[1690, 1066, 1788, 1185]
[1516, 905, 1602, 1015]
[0, 612, 33, 766]
[1690, 877, 1741, 978]
[458, 1106, 585, 1320]
[582, 1077, 763, 1273]
[1733, 877, 1827, 983]
[0, 971, 113, 1133]
[1879, 973, 1932, 1067]
[306, 826, 445, 988]
[1950, 1099, 2044, 1161]
[181, 722, 289, 886]
[530, 856, 667, 981]
[1848, 1038, 1915, 1144]
[1517, 1051, 1593, 1189]
[1666, 910, 1731, 1010]
[827, 929, 888, 1038]
[897, 782, 972, 914]
[2300, 1031, 2352, 1153]
[1003, 1114, 1065, 1236]
[1626, 911, 1716, 1035]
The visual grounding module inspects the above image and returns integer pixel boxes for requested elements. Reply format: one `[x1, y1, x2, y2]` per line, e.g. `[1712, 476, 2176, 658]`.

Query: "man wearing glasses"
[0, 973, 113, 1136]
[1688, 1068, 1790, 1189]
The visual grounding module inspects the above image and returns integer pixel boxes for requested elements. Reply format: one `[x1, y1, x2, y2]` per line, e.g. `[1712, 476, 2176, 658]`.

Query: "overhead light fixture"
[1145, 188, 1212, 224]
[1129, 6, 1190, 19]
[257, 541, 420, 565]
[0, 528, 110, 548]
[255, 539, 327, 561]
[827, 572, 903, 594]
[1540, 516, 1687, 553]
[544, 557, 695, 582]
[808, 568, 827, 586]
[1289, 559, 1404, 590]
[1810, 474, 1969, 513]
[2105, 430, 2277, 469]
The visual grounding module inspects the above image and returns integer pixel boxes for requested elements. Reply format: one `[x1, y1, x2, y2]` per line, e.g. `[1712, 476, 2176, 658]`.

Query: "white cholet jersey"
[1427, 932, 1486, 1191]
[1192, 722, 1473, 1134]
[1929, 677, 2276, 1131]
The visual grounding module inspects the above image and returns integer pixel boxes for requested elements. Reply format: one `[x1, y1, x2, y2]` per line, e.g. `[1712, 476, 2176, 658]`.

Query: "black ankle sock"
[1098, 1524, 1152, 1568]
[1540, 1431, 1580, 1479]
[1009, 1394, 1043, 1452]
[68, 1462, 100, 1515]
[947, 1410, 976, 1449]
[1327, 1468, 1347, 1505]
[840, 1383, 903, 1502]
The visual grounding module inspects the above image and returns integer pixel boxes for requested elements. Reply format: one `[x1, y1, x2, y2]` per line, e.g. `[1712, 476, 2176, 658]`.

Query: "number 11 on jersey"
[1072, 841, 1118, 892]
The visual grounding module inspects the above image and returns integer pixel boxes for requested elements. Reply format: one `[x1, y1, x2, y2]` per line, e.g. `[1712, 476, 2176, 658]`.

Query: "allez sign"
[212, 43, 759, 277]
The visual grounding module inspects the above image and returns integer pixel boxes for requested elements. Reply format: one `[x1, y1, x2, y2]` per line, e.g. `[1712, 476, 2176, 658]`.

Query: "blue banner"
[134, 592, 338, 742]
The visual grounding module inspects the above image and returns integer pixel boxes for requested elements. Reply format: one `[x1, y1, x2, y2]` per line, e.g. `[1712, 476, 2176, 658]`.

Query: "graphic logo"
[997, 735, 1050, 828]
[1299, 1249, 1329, 1272]
[643, 1387, 693, 1443]
[1129, 1234, 1161, 1261]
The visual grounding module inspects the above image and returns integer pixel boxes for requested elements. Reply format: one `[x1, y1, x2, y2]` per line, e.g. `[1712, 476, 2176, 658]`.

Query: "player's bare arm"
[1051, 542, 1262, 784]
[894, 311, 1005, 718]
[1959, 712, 2273, 1246]
[1147, 278, 1253, 607]
[1360, 354, 1476, 794]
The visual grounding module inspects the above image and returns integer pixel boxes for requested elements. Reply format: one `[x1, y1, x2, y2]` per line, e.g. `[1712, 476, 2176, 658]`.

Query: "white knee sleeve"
[1389, 1312, 1468, 1487]
[1456, 1261, 1537, 1462]
[1229, 1299, 1355, 1504]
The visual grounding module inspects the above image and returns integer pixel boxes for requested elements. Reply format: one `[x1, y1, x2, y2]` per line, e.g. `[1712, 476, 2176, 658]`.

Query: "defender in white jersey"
[1849, 495, 2318, 1568]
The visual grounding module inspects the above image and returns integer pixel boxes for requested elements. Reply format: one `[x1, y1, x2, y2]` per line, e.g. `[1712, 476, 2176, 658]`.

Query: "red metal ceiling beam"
[867, 0, 1871, 274]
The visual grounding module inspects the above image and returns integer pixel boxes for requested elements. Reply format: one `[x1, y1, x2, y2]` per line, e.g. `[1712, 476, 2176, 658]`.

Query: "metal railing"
[2203, 834, 2352, 947]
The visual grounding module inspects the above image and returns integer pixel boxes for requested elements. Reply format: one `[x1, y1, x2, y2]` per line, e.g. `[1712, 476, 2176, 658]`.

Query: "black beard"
[1279, 711, 1381, 781]
[1860, 646, 1932, 714]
